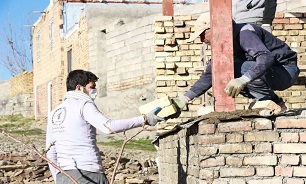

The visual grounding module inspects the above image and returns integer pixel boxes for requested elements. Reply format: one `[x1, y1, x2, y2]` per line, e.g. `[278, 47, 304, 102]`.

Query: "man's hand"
[172, 95, 189, 109]
[261, 24, 272, 33]
[145, 107, 164, 126]
[225, 76, 251, 97]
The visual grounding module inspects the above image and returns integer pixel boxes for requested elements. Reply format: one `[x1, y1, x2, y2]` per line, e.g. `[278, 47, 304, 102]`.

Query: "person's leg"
[56, 169, 109, 184]
[236, 61, 280, 101]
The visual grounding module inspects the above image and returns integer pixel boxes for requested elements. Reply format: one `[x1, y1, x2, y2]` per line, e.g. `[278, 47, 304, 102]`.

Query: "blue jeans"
[56, 169, 109, 184]
[234, 61, 300, 101]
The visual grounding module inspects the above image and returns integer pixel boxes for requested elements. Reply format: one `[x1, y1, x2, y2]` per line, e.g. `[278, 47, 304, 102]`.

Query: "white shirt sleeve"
[82, 102, 145, 134]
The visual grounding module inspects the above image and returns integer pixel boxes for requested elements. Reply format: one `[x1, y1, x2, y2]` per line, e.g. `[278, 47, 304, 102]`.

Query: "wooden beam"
[163, 0, 173, 16]
[210, 0, 235, 112]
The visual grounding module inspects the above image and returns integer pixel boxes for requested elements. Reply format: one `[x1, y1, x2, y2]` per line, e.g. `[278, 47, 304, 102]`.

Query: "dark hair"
[66, 70, 99, 91]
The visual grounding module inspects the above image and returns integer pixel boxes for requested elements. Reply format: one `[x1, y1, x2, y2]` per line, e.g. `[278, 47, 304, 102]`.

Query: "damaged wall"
[156, 112, 306, 184]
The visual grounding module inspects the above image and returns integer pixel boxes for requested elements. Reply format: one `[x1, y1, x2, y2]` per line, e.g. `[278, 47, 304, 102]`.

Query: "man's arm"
[184, 60, 212, 100]
[262, 0, 277, 24]
[82, 103, 145, 134]
[239, 25, 275, 80]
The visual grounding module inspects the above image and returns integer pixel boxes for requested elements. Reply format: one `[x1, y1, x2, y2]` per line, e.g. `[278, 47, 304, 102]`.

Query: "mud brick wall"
[10, 72, 33, 97]
[105, 15, 156, 94]
[157, 114, 306, 184]
[154, 13, 306, 122]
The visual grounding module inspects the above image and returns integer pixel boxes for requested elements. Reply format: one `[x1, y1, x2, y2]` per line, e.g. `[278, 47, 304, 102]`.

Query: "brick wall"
[154, 13, 306, 123]
[10, 72, 33, 97]
[63, 14, 90, 74]
[32, 1, 65, 118]
[157, 114, 306, 184]
[105, 15, 156, 94]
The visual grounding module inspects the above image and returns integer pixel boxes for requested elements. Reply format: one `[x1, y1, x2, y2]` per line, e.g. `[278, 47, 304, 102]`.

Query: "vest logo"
[52, 107, 66, 126]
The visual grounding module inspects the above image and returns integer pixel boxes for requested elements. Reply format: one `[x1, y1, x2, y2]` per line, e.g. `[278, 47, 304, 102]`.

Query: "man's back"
[46, 96, 103, 173]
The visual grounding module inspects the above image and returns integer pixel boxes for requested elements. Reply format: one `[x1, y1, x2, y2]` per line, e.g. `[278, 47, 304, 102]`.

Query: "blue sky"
[0, 0, 50, 81]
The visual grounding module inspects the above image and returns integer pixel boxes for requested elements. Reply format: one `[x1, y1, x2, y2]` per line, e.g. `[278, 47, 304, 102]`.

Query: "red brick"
[275, 13, 284, 18]
[198, 134, 225, 144]
[293, 167, 306, 177]
[198, 123, 215, 134]
[256, 167, 274, 176]
[275, 166, 293, 176]
[255, 143, 272, 153]
[273, 19, 290, 24]
[226, 156, 242, 167]
[281, 132, 299, 142]
[155, 46, 164, 51]
[275, 119, 306, 129]
[220, 167, 254, 177]
[281, 155, 300, 165]
[244, 132, 279, 142]
[274, 143, 306, 153]
[200, 156, 225, 168]
[243, 156, 277, 166]
[290, 18, 300, 23]
[218, 121, 252, 133]
[219, 143, 252, 154]
[180, 44, 189, 50]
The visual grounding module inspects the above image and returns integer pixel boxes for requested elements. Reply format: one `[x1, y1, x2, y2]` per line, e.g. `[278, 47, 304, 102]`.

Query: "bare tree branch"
[0, 17, 32, 77]
[104, 124, 148, 184]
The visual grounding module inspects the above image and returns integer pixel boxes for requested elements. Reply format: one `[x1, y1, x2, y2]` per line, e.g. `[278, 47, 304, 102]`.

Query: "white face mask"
[89, 88, 98, 101]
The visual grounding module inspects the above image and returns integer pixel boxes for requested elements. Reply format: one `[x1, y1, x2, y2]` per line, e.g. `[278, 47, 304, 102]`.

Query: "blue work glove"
[261, 24, 272, 33]
[145, 107, 164, 126]
[172, 95, 189, 109]
[225, 76, 251, 98]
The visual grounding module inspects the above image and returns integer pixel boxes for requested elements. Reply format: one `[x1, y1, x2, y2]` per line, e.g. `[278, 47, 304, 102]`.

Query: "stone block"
[139, 96, 177, 118]
[243, 156, 277, 166]
[293, 167, 306, 177]
[219, 143, 252, 154]
[254, 143, 272, 153]
[256, 167, 274, 176]
[220, 167, 255, 177]
[274, 143, 306, 153]
[244, 132, 279, 142]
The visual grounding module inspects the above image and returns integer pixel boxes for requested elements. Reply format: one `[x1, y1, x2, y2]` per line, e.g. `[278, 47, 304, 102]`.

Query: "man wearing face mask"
[173, 14, 299, 114]
[46, 69, 163, 184]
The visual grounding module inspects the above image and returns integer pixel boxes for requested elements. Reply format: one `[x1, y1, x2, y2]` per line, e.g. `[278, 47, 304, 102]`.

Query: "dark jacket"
[185, 23, 297, 100]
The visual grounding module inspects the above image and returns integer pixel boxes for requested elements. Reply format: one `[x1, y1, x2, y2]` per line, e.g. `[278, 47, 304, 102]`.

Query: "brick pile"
[154, 13, 306, 122]
[0, 151, 158, 184]
[157, 113, 306, 184]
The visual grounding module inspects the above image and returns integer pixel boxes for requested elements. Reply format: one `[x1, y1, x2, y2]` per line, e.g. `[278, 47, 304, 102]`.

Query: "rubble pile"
[0, 151, 159, 184]
[0, 152, 51, 183]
